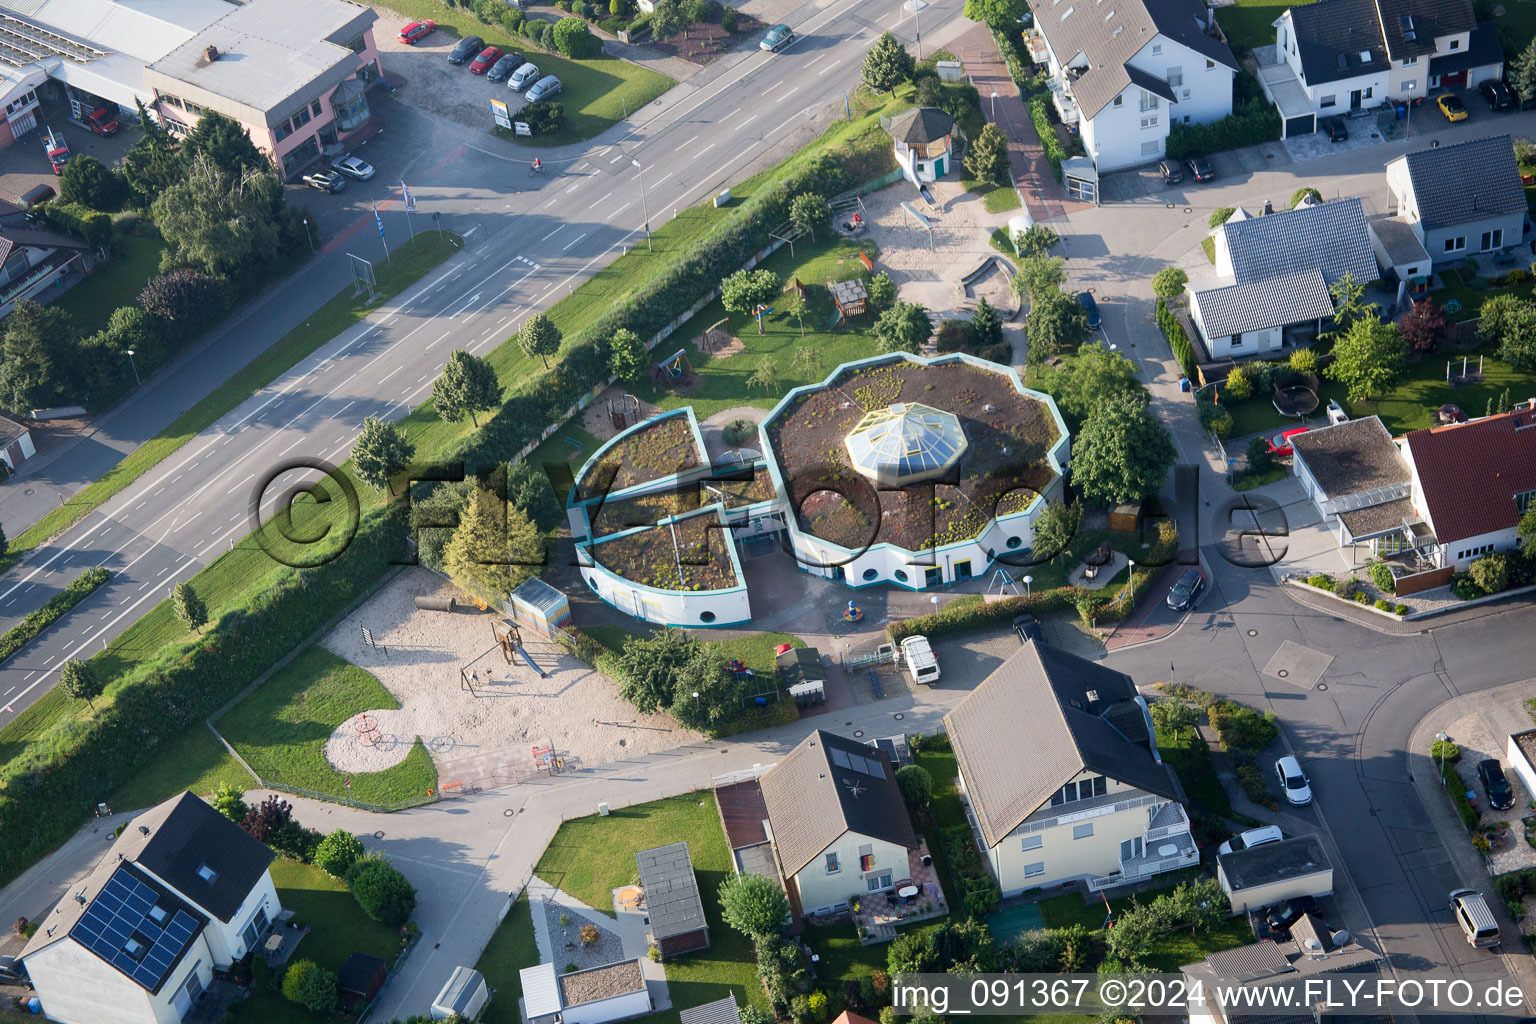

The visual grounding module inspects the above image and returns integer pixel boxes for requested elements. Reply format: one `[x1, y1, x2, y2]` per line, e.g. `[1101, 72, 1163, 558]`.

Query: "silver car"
[525, 75, 562, 102]
[507, 62, 540, 90]
[331, 154, 375, 180]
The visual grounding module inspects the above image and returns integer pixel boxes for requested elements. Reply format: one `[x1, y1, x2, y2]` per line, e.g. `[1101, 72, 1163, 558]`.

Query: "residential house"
[1183, 913, 1383, 1024]
[945, 643, 1197, 895]
[1187, 197, 1377, 359]
[757, 729, 920, 916]
[1291, 415, 1415, 565]
[20, 792, 281, 1024]
[1023, 0, 1239, 171]
[521, 960, 651, 1024]
[0, 222, 96, 319]
[1386, 134, 1525, 264]
[1261, 0, 1500, 136]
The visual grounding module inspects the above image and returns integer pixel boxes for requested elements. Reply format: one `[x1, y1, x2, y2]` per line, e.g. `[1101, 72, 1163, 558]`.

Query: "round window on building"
[862, 568, 879, 581]
[894, 570, 908, 582]
[1007, 536, 1022, 548]
[700, 610, 717, 623]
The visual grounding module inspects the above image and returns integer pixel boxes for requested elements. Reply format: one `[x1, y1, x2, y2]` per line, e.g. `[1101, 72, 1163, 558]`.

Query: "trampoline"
[986, 902, 1046, 942]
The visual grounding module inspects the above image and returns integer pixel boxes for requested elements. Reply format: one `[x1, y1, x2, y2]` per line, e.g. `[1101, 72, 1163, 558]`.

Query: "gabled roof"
[1377, 0, 1476, 58]
[1428, 20, 1503, 75]
[1125, 65, 1178, 104]
[943, 644, 1180, 847]
[884, 107, 955, 145]
[1285, 0, 1391, 86]
[1404, 406, 1536, 543]
[1389, 134, 1524, 232]
[1191, 268, 1335, 337]
[132, 791, 276, 923]
[1221, 197, 1378, 287]
[759, 730, 918, 877]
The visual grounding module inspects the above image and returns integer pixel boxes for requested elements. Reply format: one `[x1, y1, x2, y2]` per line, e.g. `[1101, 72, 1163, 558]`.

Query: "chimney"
[204, 44, 220, 63]
[1262, 198, 1274, 215]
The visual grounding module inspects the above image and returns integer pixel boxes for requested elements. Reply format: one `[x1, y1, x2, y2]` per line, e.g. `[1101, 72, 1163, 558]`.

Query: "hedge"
[1027, 96, 1067, 182]
[1440, 756, 1480, 830]
[0, 568, 110, 667]
[1164, 104, 1281, 161]
[43, 203, 112, 247]
[1155, 297, 1198, 380]
[942, 824, 1000, 918]
[1206, 700, 1279, 755]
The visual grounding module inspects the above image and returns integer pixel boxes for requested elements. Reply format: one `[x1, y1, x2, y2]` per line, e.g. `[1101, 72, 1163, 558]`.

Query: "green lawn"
[1215, 0, 1291, 54]
[51, 232, 165, 338]
[213, 647, 438, 807]
[964, 178, 1022, 214]
[477, 894, 538, 1024]
[914, 748, 964, 908]
[1155, 725, 1232, 816]
[583, 624, 806, 674]
[107, 725, 249, 812]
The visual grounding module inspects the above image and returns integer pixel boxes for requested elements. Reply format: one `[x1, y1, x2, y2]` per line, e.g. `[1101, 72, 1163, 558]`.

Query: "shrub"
[0, 568, 109, 666]
[1333, 577, 1356, 599]
[1442, 757, 1479, 829]
[1222, 364, 1253, 401]
[1368, 560, 1395, 594]
[313, 829, 365, 877]
[1452, 573, 1486, 600]
[1290, 187, 1322, 208]
[1207, 700, 1279, 755]
[346, 856, 417, 927]
[1154, 297, 1197, 380]
[520, 100, 565, 134]
[1234, 761, 1273, 805]
[1353, 591, 1370, 603]
[1431, 738, 1460, 764]
[1165, 103, 1281, 160]
[1289, 347, 1318, 375]
[1396, 603, 1409, 615]
[1375, 598, 1392, 611]
[282, 960, 338, 1014]
[43, 201, 112, 247]
[1028, 96, 1067, 181]
[552, 16, 601, 57]
[1469, 552, 1510, 595]
[1306, 574, 1333, 589]
[1209, 207, 1236, 229]
[721, 6, 737, 30]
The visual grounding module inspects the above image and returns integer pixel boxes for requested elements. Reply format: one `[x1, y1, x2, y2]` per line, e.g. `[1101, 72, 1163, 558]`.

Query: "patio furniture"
[1083, 564, 1098, 581]
[898, 884, 920, 901]
[264, 934, 284, 954]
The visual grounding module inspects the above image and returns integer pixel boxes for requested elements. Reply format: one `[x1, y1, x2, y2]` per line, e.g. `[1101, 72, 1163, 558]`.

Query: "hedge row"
[0, 567, 110, 667]
[941, 823, 1000, 918]
[1027, 96, 1066, 182]
[1155, 297, 1198, 380]
[43, 203, 112, 248]
[1440, 756, 1480, 830]
[1163, 103, 1281, 161]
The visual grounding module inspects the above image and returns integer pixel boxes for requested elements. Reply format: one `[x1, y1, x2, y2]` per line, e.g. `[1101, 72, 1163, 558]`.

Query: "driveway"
[0, 87, 136, 205]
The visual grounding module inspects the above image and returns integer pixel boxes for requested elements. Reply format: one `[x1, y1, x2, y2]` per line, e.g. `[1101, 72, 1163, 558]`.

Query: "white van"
[1449, 889, 1500, 948]
[900, 636, 940, 685]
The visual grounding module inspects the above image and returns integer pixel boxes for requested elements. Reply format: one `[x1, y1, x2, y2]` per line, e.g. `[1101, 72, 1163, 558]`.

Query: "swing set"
[653, 348, 696, 387]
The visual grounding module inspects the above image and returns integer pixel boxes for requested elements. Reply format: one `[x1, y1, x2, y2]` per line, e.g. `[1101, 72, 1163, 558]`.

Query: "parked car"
[469, 46, 503, 74]
[1480, 79, 1514, 111]
[1477, 758, 1515, 810]
[526, 75, 563, 102]
[1077, 291, 1101, 330]
[448, 34, 485, 63]
[331, 154, 375, 180]
[399, 19, 436, 44]
[1275, 755, 1312, 805]
[1268, 426, 1309, 456]
[1321, 115, 1348, 142]
[1264, 895, 1320, 938]
[86, 107, 119, 136]
[508, 61, 541, 90]
[1185, 154, 1215, 182]
[1166, 568, 1207, 611]
[1437, 93, 1468, 121]
[761, 23, 795, 51]
[1157, 158, 1184, 184]
[1218, 824, 1283, 856]
[488, 52, 523, 81]
[303, 169, 347, 193]
[1450, 888, 1501, 948]
[1012, 613, 1044, 645]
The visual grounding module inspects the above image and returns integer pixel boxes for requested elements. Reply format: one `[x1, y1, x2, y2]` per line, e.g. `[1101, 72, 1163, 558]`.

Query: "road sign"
[532, 744, 553, 768]
[490, 98, 511, 129]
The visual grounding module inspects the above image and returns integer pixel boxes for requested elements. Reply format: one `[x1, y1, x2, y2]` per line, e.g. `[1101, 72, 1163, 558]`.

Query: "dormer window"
[1450, 38, 1460, 49]
[196, 863, 218, 884]
[1517, 489, 1535, 512]
[1151, 43, 1161, 54]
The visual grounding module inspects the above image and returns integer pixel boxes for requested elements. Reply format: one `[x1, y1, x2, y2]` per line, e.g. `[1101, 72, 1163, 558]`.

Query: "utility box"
[936, 60, 963, 82]
[714, 189, 731, 207]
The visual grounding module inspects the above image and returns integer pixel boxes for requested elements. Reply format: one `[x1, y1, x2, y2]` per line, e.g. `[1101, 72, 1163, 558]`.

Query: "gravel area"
[543, 898, 625, 970]
[860, 179, 1013, 315]
[374, 8, 531, 130]
[320, 568, 699, 773]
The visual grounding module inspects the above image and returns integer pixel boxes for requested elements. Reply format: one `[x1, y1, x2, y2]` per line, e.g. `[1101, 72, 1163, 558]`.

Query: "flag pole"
[373, 200, 390, 261]
[401, 181, 417, 243]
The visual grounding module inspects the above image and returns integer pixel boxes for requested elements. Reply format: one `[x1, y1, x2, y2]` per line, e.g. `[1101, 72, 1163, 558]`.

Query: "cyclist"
[531, 157, 542, 175]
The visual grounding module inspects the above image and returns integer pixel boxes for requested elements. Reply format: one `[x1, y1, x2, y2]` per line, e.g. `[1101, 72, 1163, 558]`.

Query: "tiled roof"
[1404, 406, 1536, 543]
[1290, 417, 1410, 499]
[1286, 0, 1391, 86]
[1125, 64, 1178, 104]
[634, 842, 707, 941]
[884, 107, 955, 145]
[1369, 217, 1431, 267]
[1390, 135, 1524, 231]
[0, 412, 29, 446]
[1191, 268, 1335, 337]
[759, 730, 917, 877]
[1428, 20, 1503, 75]
[1221, 197, 1379, 286]
[1379, 0, 1476, 58]
[1338, 495, 1416, 540]
[135, 792, 275, 923]
[944, 644, 1179, 848]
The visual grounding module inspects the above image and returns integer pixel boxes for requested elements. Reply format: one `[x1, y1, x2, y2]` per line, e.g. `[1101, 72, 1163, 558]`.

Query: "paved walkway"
[1103, 563, 1186, 650]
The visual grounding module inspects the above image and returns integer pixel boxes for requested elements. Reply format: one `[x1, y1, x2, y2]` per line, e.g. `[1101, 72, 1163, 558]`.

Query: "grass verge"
[477, 894, 538, 1024]
[1155, 724, 1232, 816]
[0, 567, 108, 667]
[107, 725, 250, 812]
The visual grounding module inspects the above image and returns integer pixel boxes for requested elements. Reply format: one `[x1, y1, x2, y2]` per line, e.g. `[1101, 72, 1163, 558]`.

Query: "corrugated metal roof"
[680, 997, 742, 1024]
[19, 0, 226, 62]
[519, 962, 562, 1018]
[1221, 197, 1378, 287]
[1369, 217, 1430, 266]
[1391, 134, 1525, 232]
[1191, 268, 1335, 337]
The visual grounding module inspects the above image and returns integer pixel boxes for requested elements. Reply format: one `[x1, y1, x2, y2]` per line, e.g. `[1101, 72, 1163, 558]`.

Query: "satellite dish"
[1332, 929, 1351, 946]
[1302, 938, 1323, 953]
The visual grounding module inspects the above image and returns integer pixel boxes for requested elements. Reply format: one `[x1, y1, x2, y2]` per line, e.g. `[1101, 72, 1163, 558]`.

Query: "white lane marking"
[611, 201, 633, 217]
[773, 85, 799, 102]
[695, 142, 717, 157]
[564, 183, 580, 194]
[542, 225, 565, 241]
[563, 232, 587, 251]
[463, 225, 480, 238]
[379, 366, 403, 383]
[329, 399, 357, 419]
[426, 330, 452, 350]
[278, 436, 306, 456]
[594, 190, 613, 205]
[740, 113, 760, 126]
[174, 512, 202, 534]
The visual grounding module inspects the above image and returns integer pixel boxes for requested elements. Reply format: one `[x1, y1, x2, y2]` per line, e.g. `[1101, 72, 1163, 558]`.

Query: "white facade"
[190, 871, 278, 966]
[1273, 15, 1391, 114]
[1126, 42, 1236, 124]
[791, 832, 913, 914]
[1080, 83, 1172, 174]
[1186, 299, 1284, 358]
[25, 933, 214, 1024]
[1217, 862, 1333, 913]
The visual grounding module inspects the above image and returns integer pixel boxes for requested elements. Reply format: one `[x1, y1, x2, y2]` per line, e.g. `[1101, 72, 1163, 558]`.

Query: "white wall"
[1082, 83, 1170, 171]
[1126, 38, 1234, 125]
[564, 986, 652, 1024]
[1306, 70, 1390, 113]
[1441, 526, 1521, 570]
[579, 561, 752, 628]
[1389, 58, 1427, 99]
[1218, 865, 1333, 913]
[197, 871, 279, 966]
[793, 833, 914, 913]
[1506, 735, 1536, 813]
[26, 934, 214, 1024]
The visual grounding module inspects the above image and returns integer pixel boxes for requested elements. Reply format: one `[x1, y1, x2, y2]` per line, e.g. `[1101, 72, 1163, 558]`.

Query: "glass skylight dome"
[844, 402, 967, 486]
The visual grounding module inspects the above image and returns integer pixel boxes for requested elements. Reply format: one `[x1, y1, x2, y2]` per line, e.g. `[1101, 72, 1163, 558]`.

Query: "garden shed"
[1216, 835, 1333, 913]
[337, 953, 387, 1012]
[634, 841, 710, 956]
[510, 576, 571, 633]
[432, 965, 488, 1021]
[775, 645, 825, 707]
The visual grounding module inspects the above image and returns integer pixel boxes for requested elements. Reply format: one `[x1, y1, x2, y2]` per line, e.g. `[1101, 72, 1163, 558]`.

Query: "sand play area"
[321, 569, 698, 774]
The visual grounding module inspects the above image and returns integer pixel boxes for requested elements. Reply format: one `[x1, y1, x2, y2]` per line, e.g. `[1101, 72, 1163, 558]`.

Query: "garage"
[1284, 113, 1316, 138]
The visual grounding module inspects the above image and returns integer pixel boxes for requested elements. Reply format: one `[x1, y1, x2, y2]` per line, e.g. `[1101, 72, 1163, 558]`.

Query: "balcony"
[1024, 30, 1050, 64]
[1086, 803, 1199, 891]
[1046, 75, 1081, 126]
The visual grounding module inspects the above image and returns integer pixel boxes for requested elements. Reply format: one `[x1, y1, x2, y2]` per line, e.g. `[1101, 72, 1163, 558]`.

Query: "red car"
[468, 46, 502, 74]
[399, 19, 435, 43]
[1268, 426, 1309, 457]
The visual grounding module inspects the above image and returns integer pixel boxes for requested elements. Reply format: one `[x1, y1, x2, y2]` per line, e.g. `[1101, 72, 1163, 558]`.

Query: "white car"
[508, 62, 540, 90]
[1275, 756, 1312, 806]
[331, 154, 375, 181]
[1217, 824, 1282, 856]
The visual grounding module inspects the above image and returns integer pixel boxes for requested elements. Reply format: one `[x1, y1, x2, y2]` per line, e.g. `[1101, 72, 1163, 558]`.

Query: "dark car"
[1166, 568, 1207, 611]
[1321, 115, 1348, 141]
[448, 34, 485, 64]
[1264, 896, 1320, 939]
[1077, 291, 1101, 330]
[487, 52, 523, 81]
[1478, 758, 1515, 810]
[1480, 79, 1515, 111]
[1157, 158, 1184, 184]
[1185, 154, 1215, 182]
[0, 955, 30, 988]
[1012, 613, 1044, 645]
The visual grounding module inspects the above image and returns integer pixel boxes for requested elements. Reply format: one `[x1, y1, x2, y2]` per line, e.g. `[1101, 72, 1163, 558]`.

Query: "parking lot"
[376, 14, 541, 131]
[0, 86, 135, 207]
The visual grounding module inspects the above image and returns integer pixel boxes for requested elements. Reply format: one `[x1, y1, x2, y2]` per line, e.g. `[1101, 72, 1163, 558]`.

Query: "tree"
[1071, 392, 1177, 504]
[616, 629, 698, 712]
[744, 356, 780, 396]
[346, 856, 417, 926]
[720, 269, 780, 334]
[239, 795, 294, 843]
[1478, 292, 1532, 343]
[1290, 187, 1322, 208]
[1149, 696, 1199, 737]
[781, 289, 808, 337]
[874, 301, 932, 353]
[1246, 435, 1277, 475]
[0, 301, 77, 415]
[509, 459, 562, 533]
[862, 32, 915, 94]
[790, 345, 822, 379]
[970, 295, 1003, 349]
[443, 486, 542, 605]
[282, 960, 339, 1014]
[139, 268, 225, 337]
[867, 271, 897, 310]
[1012, 254, 1066, 300]
[0, 523, 7, 559]
[59, 659, 103, 709]
[183, 111, 265, 176]
[608, 328, 647, 383]
[1398, 298, 1447, 355]
[1514, 37, 1536, 105]
[650, 0, 686, 39]
[352, 417, 416, 493]
[962, 0, 1027, 24]
[1029, 498, 1081, 564]
[789, 192, 830, 243]
[1221, 363, 1254, 401]
[123, 128, 183, 208]
[1051, 341, 1141, 427]
[895, 763, 933, 810]
[1015, 224, 1059, 258]
[1327, 317, 1407, 402]
[1518, 506, 1536, 558]
[1497, 305, 1536, 372]
[963, 123, 1009, 185]
[552, 16, 597, 56]
[1326, 272, 1377, 339]
[313, 830, 366, 877]
[1026, 288, 1088, 361]
[58, 155, 122, 211]
[432, 350, 501, 427]
[210, 783, 248, 824]
[1469, 552, 1510, 594]
[718, 871, 790, 938]
[669, 648, 745, 731]
[1151, 267, 1188, 301]
[153, 154, 284, 278]
[518, 312, 563, 369]
[172, 581, 208, 634]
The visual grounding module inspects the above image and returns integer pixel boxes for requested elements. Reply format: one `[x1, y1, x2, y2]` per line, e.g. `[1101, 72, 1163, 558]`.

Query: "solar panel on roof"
[71, 868, 202, 993]
[829, 748, 851, 768]
[847, 753, 871, 775]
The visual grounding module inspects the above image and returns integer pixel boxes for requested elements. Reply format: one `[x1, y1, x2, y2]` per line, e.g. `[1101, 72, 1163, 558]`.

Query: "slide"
[515, 645, 548, 679]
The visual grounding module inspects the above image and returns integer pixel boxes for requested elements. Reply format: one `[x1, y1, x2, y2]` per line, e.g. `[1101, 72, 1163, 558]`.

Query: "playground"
[319, 568, 700, 775]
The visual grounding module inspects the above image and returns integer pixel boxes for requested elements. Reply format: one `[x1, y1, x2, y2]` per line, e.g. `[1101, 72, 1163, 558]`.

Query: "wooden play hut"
[828, 278, 868, 319]
[1109, 503, 1143, 534]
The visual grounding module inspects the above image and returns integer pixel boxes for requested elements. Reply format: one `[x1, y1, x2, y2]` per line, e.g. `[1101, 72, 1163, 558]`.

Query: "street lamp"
[1437, 732, 1452, 785]
[631, 159, 652, 252]
[1022, 574, 1033, 597]
[302, 217, 315, 255]
[692, 691, 700, 711]
[904, 0, 927, 60]
[1124, 558, 1135, 604]
[124, 349, 141, 386]
[991, 90, 999, 121]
